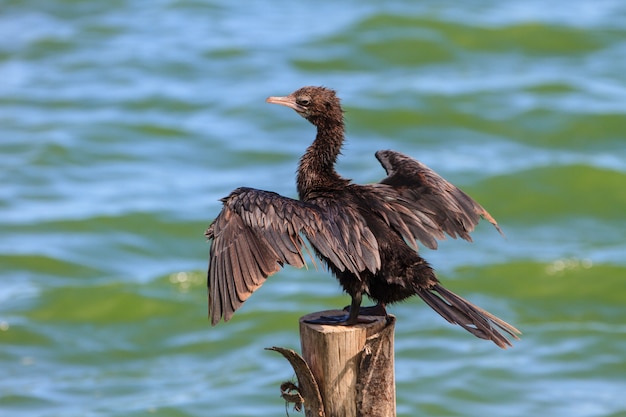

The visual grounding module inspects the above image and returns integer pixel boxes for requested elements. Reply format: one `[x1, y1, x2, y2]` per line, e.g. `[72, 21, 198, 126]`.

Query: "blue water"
[2, 1, 626, 416]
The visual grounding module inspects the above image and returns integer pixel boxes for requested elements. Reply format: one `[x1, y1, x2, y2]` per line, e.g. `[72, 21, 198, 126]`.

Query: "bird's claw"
[303, 314, 377, 326]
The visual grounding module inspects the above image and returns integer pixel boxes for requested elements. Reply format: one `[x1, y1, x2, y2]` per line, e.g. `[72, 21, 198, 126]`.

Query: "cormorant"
[205, 86, 520, 348]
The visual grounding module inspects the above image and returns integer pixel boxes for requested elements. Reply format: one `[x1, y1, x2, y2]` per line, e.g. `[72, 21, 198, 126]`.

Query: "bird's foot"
[303, 313, 376, 326]
[343, 303, 388, 317]
[304, 303, 387, 326]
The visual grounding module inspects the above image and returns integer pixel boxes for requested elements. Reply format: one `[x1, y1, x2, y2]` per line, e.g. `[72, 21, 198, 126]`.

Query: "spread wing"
[205, 187, 380, 325]
[368, 149, 503, 250]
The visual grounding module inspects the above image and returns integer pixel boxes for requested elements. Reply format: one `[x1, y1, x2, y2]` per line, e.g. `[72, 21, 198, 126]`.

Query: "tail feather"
[417, 283, 521, 349]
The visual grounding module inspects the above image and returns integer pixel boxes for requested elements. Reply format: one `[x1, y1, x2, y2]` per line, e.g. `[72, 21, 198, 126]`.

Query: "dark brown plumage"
[206, 86, 520, 348]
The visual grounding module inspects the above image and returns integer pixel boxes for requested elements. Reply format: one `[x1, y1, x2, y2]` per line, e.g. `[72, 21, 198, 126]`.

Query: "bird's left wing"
[205, 187, 380, 326]
[205, 187, 317, 325]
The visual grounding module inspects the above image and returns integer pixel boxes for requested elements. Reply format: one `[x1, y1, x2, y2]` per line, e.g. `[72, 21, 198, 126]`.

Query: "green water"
[1, 1, 625, 416]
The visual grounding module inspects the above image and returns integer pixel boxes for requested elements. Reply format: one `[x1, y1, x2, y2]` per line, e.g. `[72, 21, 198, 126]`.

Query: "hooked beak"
[266, 95, 304, 112]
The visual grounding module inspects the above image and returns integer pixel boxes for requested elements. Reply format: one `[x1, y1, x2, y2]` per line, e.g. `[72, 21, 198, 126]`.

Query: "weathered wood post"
[270, 309, 396, 417]
[301, 310, 396, 417]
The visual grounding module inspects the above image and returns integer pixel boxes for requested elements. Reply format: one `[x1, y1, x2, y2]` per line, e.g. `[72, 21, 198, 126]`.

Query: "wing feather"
[206, 187, 380, 325]
[369, 150, 502, 249]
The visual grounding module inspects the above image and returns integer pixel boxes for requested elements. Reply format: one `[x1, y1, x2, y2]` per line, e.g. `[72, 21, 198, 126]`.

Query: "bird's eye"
[296, 97, 310, 107]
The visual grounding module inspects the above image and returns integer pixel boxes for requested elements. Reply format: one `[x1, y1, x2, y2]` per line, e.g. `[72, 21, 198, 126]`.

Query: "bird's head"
[266, 86, 343, 126]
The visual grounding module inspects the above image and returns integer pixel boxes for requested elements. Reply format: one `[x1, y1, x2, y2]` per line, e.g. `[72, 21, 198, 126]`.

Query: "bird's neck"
[297, 119, 348, 200]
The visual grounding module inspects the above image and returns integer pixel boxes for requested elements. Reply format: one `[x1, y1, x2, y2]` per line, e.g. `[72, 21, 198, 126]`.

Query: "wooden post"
[299, 310, 396, 417]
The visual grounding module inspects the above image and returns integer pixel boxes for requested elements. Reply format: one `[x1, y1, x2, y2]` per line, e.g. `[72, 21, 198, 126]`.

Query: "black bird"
[205, 86, 520, 348]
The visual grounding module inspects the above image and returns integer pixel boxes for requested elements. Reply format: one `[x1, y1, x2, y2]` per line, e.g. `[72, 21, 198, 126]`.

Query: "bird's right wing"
[371, 149, 503, 250]
[205, 187, 380, 326]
